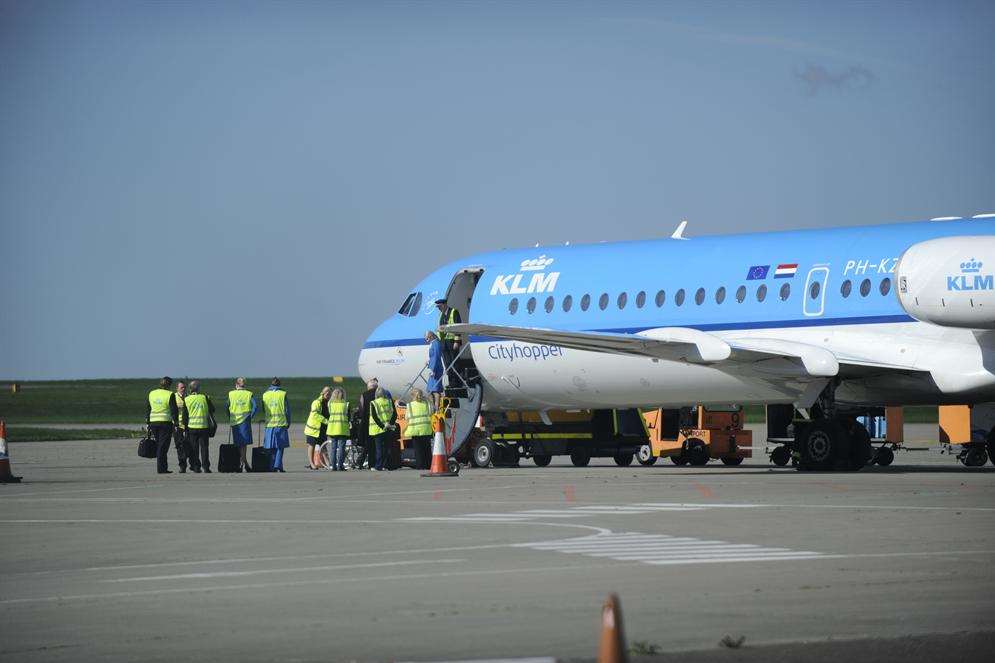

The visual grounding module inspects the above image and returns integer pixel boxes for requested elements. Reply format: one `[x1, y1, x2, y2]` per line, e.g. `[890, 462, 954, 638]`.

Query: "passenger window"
[809, 281, 820, 300]
[859, 278, 871, 297]
[508, 298, 519, 315]
[617, 292, 628, 309]
[735, 285, 746, 303]
[599, 293, 609, 310]
[562, 295, 573, 312]
[636, 291, 646, 308]
[879, 277, 891, 296]
[715, 287, 726, 304]
[397, 293, 415, 315]
[527, 297, 537, 314]
[581, 294, 591, 311]
[655, 290, 666, 307]
[841, 279, 852, 298]
[757, 284, 767, 302]
[544, 296, 555, 313]
[694, 288, 705, 305]
[408, 292, 423, 317]
[675, 289, 686, 306]
[780, 283, 790, 301]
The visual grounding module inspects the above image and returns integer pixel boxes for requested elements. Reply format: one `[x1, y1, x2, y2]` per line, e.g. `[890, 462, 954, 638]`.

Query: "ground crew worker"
[304, 387, 331, 470]
[368, 387, 397, 471]
[184, 380, 215, 473]
[262, 378, 291, 472]
[435, 299, 462, 370]
[425, 331, 444, 411]
[228, 377, 256, 473]
[146, 376, 179, 474]
[356, 378, 378, 469]
[327, 387, 350, 471]
[405, 388, 434, 470]
[173, 380, 191, 473]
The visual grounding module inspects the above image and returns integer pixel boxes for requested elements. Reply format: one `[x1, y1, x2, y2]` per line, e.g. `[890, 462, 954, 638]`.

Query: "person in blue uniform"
[227, 377, 257, 473]
[262, 378, 291, 472]
[425, 331, 444, 411]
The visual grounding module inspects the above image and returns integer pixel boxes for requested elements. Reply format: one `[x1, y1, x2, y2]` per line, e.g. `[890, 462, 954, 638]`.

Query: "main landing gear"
[794, 383, 873, 472]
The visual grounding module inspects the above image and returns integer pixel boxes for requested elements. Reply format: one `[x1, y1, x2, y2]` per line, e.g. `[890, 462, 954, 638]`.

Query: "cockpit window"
[398, 293, 416, 315]
[407, 292, 423, 317]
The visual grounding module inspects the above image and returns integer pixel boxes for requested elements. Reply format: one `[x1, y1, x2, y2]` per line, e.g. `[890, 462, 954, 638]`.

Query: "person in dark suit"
[355, 378, 378, 469]
[145, 376, 179, 474]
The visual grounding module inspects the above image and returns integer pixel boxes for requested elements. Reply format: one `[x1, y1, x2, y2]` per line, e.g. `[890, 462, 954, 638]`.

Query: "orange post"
[597, 593, 627, 663]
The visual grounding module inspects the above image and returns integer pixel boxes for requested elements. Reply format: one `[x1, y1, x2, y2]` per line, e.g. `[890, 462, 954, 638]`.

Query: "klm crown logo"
[960, 258, 982, 274]
[520, 255, 554, 272]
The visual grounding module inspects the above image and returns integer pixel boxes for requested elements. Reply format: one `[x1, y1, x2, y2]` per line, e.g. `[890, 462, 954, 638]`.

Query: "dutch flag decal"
[774, 263, 798, 278]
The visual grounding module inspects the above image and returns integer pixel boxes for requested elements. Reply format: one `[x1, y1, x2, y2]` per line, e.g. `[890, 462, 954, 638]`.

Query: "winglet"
[671, 219, 689, 240]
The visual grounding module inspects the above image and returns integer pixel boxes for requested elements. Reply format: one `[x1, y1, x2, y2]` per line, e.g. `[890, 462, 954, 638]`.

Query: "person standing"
[146, 376, 179, 475]
[405, 388, 434, 470]
[262, 378, 291, 472]
[425, 331, 444, 411]
[304, 387, 331, 470]
[368, 387, 397, 472]
[228, 377, 256, 473]
[435, 299, 462, 370]
[356, 378, 378, 469]
[173, 381, 192, 473]
[184, 380, 215, 473]
[326, 387, 350, 471]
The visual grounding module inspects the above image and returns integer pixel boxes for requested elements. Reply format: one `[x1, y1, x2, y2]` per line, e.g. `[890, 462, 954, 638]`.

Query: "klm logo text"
[948, 258, 992, 291]
[490, 255, 560, 295]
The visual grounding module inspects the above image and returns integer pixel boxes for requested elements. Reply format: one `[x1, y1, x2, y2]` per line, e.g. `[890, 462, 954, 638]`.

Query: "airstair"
[438, 344, 483, 460]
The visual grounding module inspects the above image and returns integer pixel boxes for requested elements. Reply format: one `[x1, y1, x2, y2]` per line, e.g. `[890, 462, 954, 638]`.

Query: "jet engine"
[896, 235, 995, 329]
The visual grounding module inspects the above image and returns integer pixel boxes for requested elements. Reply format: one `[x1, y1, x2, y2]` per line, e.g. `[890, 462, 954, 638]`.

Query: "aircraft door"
[803, 265, 830, 317]
[443, 268, 484, 327]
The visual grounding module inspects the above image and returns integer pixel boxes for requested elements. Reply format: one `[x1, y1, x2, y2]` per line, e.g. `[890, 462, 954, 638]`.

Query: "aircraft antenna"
[671, 219, 689, 240]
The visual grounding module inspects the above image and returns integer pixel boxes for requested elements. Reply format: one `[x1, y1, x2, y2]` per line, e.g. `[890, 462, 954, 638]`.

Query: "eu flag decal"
[747, 265, 770, 280]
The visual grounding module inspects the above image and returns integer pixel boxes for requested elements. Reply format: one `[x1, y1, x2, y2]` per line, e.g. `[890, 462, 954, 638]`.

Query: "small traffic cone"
[0, 420, 22, 484]
[421, 414, 458, 477]
[597, 593, 627, 663]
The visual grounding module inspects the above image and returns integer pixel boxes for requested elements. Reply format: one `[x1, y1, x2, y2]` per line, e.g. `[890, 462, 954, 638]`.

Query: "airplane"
[359, 215, 995, 471]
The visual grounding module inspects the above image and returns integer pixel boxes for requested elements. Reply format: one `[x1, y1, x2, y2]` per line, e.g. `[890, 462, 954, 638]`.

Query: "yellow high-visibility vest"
[185, 393, 210, 430]
[262, 389, 288, 428]
[148, 388, 173, 423]
[304, 397, 327, 438]
[438, 307, 459, 342]
[368, 396, 394, 436]
[405, 400, 432, 437]
[175, 392, 186, 430]
[327, 401, 350, 437]
[228, 389, 253, 425]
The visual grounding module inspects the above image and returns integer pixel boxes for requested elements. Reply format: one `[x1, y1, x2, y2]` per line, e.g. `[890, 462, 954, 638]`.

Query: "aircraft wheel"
[770, 445, 791, 467]
[533, 454, 552, 467]
[962, 447, 989, 467]
[447, 459, 460, 474]
[987, 431, 995, 466]
[570, 448, 591, 467]
[636, 444, 658, 466]
[721, 457, 744, 466]
[472, 439, 494, 468]
[613, 453, 634, 467]
[670, 455, 687, 466]
[797, 419, 846, 471]
[846, 420, 872, 470]
[685, 439, 709, 467]
[875, 446, 895, 467]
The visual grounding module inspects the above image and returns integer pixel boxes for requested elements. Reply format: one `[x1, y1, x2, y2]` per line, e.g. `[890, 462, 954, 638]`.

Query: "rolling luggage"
[218, 443, 240, 473]
[137, 427, 158, 459]
[251, 445, 274, 472]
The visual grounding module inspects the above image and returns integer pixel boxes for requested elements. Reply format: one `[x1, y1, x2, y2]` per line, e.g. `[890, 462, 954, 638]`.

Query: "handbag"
[208, 415, 218, 438]
[137, 426, 158, 459]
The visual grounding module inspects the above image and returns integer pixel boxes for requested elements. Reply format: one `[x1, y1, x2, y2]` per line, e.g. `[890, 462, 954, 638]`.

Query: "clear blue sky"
[2, 1, 993, 380]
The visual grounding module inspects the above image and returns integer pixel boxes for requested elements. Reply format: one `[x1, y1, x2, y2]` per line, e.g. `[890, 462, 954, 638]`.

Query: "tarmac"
[1, 428, 993, 663]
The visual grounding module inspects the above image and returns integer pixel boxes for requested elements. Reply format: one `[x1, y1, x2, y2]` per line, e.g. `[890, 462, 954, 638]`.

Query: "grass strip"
[5, 427, 145, 442]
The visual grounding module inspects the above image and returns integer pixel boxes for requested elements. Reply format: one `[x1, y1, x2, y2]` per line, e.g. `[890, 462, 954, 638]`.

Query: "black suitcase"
[137, 428, 158, 459]
[251, 446, 274, 472]
[218, 443, 241, 473]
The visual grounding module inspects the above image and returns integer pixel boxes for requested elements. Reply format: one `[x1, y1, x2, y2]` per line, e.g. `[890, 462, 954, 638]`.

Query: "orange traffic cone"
[421, 414, 459, 477]
[597, 593, 627, 663]
[0, 420, 22, 484]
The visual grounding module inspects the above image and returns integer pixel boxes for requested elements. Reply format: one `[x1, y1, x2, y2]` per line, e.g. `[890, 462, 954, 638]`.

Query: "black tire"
[636, 444, 658, 466]
[875, 446, 895, 467]
[446, 459, 460, 474]
[670, 455, 687, 466]
[721, 456, 744, 466]
[685, 439, 709, 467]
[797, 419, 847, 471]
[472, 439, 494, 468]
[846, 420, 872, 471]
[613, 453, 634, 467]
[770, 445, 791, 467]
[988, 429, 995, 466]
[532, 454, 552, 467]
[570, 448, 591, 467]
[963, 447, 989, 467]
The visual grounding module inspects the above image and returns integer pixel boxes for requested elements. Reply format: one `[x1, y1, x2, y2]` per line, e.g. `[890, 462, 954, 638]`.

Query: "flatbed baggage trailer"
[644, 405, 752, 466]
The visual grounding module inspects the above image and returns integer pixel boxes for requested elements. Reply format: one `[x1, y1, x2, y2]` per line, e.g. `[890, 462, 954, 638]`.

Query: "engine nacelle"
[896, 235, 995, 329]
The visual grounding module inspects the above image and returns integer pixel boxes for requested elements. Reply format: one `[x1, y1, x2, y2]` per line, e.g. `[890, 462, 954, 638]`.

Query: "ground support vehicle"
[644, 406, 752, 466]
[939, 404, 995, 467]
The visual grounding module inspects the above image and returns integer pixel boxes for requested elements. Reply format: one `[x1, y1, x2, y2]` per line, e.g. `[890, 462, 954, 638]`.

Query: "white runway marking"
[404, 503, 708, 523]
[105, 558, 466, 582]
[515, 531, 824, 566]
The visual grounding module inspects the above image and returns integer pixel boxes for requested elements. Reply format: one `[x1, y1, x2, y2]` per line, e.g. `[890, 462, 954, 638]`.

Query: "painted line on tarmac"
[104, 558, 466, 583]
[398, 659, 555, 663]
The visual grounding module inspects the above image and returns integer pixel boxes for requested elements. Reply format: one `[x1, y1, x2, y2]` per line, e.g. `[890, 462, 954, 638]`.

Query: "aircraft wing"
[444, 322, 917, 378]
